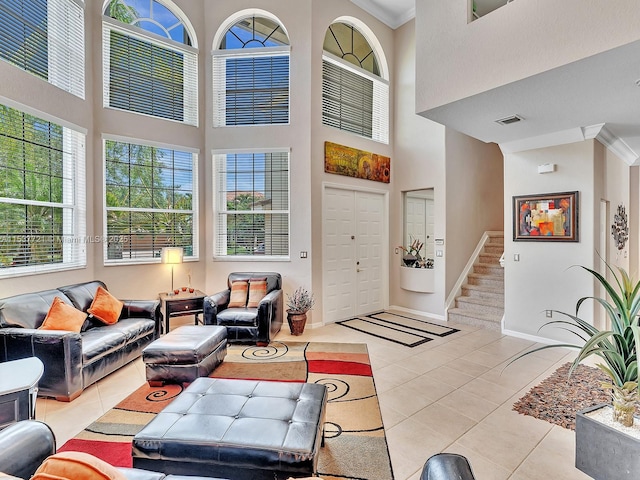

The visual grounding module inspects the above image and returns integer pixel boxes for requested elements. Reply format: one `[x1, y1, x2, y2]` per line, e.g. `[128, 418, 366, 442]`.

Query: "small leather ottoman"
[142, 325, 227, 386]
[132, 378, 328, 480]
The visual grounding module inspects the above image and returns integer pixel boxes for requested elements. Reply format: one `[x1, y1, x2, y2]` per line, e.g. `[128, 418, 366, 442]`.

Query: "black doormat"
[337, 311, 459, 348]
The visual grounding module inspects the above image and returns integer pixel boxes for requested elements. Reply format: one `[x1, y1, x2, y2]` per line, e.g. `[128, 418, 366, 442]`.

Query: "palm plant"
[513, 261, 640, 427]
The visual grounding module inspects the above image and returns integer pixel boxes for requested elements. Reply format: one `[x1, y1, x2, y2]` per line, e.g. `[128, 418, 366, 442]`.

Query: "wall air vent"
[495, 115, 523, 126]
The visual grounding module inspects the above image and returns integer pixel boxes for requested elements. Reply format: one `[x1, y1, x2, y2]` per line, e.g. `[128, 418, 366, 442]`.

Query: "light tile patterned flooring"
[36, 314, 591, 480]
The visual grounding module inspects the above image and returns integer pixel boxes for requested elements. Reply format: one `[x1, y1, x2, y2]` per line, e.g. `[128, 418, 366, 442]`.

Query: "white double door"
[323, 186, 387, 324]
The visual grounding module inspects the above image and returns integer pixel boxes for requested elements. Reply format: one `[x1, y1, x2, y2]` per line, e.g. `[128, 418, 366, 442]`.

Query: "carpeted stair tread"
[475, 262, 504, 270]
[448, 308, 502, 322]
[448, 308, 502, 331]
[468, 272, 504, 280]
[456, 295, 504, 308]
[462, 283, 504, 295]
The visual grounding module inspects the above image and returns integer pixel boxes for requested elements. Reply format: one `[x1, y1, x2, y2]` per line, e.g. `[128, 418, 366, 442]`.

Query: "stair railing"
[445, 231, 503, 320]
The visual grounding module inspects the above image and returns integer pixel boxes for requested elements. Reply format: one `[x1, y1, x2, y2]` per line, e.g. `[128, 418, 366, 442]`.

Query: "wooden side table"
[159, 290, 206, 334]
[0, 357, 44, 430]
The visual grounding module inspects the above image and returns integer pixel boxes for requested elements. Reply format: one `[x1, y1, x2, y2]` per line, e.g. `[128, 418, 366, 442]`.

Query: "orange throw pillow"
[247, 279, 268, 308]
[39, 297, 87, 333]
[228, 280, 249, 308]
[32, 451, 127, 480]
[87, 286, 123, 325]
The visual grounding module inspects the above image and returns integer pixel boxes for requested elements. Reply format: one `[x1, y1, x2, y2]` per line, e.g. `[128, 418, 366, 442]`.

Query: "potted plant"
[399, 237, 424, 267]
[510, 261, 640, 479]
[286, 287, 315, 335]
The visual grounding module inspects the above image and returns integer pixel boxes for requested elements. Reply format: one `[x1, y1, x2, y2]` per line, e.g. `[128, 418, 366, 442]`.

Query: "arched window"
[322, 21, 389, 144]
[0, 0, 85, 98]
[212, 13, 290, 126]
[102, 0, 198, 125]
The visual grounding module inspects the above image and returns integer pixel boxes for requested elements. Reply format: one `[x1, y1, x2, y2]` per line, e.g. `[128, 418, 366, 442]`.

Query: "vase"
[402, 254, 417, 267]
[287, 311, 307, 335]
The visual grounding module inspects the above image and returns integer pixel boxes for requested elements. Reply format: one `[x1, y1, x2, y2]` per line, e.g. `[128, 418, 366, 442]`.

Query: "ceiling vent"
[495, 115, 523, 126]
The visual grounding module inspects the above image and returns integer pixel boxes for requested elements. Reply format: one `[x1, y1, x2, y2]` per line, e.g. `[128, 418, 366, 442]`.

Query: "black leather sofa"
[0, 281, 160, 401]
[0, 421, 229, 480]
[203, 272, 283, 345]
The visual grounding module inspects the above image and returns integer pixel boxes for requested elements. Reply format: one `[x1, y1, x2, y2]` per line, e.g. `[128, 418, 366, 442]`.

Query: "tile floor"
[36, 314, 592, 480]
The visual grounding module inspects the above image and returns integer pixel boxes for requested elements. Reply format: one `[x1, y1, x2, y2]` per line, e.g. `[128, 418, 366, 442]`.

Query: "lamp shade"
[161, 247, 183, 264]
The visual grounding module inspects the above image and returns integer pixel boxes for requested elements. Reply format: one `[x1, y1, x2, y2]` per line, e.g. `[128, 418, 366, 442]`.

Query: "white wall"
[390, 19, 446, 317]
[202, 0, 315, 304]
[309, 0, 394, 326]
[503, 141, 597, 341]
[444, 130, 503, 294]
[0, 0, 397, 324]
[415, 0, 640, 113]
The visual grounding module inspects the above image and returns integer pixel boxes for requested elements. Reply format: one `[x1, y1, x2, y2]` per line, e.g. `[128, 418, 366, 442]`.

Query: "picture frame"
[513, 191, 578, 242]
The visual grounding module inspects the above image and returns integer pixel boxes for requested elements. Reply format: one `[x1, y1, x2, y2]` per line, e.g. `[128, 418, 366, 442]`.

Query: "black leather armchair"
[203, 272, 283, 345]
[421, 453, 476, 480]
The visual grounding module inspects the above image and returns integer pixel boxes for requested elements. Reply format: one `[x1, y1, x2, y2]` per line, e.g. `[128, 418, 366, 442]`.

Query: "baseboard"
[387, 305, 446, 322]
[501, 327, 570, 345]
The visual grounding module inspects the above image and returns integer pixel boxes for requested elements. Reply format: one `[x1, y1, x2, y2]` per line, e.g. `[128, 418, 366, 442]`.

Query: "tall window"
[104, 138, 197, 263]
[322, 22, 389, 144]
[213, 15, 290, 126]
[214, 150, 289, 257]
[102, 0, 198, 125]
[0, 103, 86, 276]
[0, 0, 85, 98]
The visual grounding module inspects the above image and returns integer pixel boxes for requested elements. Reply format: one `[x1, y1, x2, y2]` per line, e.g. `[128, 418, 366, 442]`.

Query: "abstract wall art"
[513, 191, 579, 242]
[324, 141, 390, 183]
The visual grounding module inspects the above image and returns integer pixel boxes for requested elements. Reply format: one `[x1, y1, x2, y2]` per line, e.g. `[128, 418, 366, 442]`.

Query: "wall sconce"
[161, 247, 183, 294]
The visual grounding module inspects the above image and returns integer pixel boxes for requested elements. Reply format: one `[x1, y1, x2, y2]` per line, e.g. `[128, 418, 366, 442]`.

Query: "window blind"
[0, 103, 86, 276]
[212, 48, 290, 127]
[214, 151, 289, 257]
[102, 20, 198, 126]
[104, 138, 198, 264]
[322, 55, 389, 144]
[0, 0, 85, 98]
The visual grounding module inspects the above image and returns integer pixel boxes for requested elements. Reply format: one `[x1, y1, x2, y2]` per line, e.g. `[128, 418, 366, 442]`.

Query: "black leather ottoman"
[142, 326, 227, 386]
[132, 378, 328, 480]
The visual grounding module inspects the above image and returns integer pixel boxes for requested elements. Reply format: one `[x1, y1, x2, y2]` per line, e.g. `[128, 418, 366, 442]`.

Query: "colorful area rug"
[513, 362, 610, 430]
[338, 311, 459, 347]
[60, 341, 394, 480]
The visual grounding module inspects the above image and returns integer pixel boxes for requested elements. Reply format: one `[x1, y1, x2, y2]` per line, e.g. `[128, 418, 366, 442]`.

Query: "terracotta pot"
[287, 311, 307, 335]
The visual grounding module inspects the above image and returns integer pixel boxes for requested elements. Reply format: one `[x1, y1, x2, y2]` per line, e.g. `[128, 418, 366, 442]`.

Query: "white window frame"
[212, 45, 291, 127]
[322, 52, 389, 144]
[213, 148, 290, 260]
[103, 135, 199, 266]
[0, 0, 85, 98]
[102, 17, 199, 126]
[0, 98, 86, 278]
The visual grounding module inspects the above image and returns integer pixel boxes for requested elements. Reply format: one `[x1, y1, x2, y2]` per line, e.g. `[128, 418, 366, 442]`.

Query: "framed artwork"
[513, 191, 578, 242]
[324, 141, 390, 183]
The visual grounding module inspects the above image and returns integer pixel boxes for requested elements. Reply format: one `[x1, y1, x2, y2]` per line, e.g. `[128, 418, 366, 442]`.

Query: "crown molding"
[350, 0, 415, 29]
[596, 126, 640, 166]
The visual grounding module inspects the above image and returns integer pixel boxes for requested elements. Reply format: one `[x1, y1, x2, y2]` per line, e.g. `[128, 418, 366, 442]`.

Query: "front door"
[323, 187, 386, 324]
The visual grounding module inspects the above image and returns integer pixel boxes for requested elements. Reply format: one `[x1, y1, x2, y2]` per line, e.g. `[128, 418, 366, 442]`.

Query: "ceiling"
[353, 0, 640, 165]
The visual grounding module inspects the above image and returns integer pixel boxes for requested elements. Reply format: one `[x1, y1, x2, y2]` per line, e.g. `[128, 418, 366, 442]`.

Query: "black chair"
[421, 453, 476, 480]
[203, 272, 283, 345]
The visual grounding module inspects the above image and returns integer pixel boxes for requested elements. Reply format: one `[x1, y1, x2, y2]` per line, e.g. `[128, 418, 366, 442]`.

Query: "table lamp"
[161, 247, 183, 295]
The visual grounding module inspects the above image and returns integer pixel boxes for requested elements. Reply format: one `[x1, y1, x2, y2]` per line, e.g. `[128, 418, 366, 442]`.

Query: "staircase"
[448, 233, 504, 331]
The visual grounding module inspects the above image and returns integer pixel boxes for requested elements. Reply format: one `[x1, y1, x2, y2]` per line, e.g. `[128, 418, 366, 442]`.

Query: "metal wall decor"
[611, 203, 629, 251]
